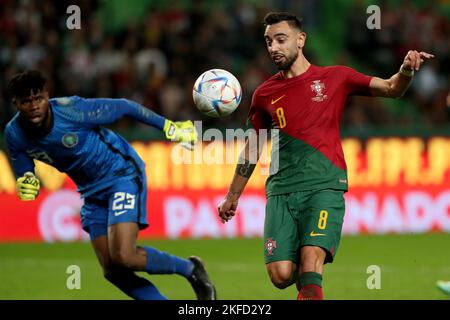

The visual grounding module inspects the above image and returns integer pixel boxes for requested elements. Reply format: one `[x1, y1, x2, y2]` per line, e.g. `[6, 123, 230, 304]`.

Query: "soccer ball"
[193, 69, 242, 117]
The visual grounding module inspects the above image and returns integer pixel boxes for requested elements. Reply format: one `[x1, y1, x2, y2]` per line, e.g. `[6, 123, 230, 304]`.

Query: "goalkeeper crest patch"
[62, 133, 79, 148]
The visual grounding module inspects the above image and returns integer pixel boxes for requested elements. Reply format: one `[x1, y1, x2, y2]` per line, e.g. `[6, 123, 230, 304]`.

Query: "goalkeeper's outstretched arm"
[78, 97, 197, 149]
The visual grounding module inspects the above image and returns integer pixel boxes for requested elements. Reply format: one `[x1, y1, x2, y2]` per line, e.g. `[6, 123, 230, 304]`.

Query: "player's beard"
[275, 51, 299, 71]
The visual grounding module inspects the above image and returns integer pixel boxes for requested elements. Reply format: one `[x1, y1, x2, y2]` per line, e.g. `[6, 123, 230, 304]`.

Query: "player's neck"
[282, 55, 311, 79]
[41, 105, 53, 132]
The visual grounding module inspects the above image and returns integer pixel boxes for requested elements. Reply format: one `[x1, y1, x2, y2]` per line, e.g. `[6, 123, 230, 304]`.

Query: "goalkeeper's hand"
[16, 172, 40, 201]
[163, 120, 198, 150]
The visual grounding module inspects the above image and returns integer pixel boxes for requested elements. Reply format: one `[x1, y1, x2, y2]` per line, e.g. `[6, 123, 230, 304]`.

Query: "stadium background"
[0, 0, 449, 299]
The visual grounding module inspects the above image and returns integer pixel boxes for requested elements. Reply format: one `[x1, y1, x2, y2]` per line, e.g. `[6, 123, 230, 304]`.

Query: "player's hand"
[402, 50, 434, 72]
[163, 119, 198, 150]
[16, 172, 40, 201]
[217, 196, 238, 223]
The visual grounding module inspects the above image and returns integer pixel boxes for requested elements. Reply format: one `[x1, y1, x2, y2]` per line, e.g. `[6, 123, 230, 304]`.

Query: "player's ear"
[297, 32, 306, 49]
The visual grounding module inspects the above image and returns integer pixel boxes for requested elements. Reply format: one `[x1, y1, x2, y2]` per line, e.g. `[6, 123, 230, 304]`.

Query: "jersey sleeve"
[247, 89, 271, 132]
[341, 66, 373, 96]
[74, 97, 166, 130]
[5, 124, 35, 178]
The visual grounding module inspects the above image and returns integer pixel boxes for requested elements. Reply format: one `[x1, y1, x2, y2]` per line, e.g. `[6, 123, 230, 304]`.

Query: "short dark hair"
[263, 12, 303, 31]
[7, 70, 47, 99]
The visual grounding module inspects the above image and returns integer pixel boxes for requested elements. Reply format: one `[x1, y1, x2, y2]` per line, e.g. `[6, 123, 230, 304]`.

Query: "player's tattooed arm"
[223, 160, 255, 201]
[219, 137, 260, 222]
[226, 172, 249, 200]
[236, 159, 256, 178]
[225, 135, 260, 201]
[235, 132, 260, 179]
[226, 189, 242, 200]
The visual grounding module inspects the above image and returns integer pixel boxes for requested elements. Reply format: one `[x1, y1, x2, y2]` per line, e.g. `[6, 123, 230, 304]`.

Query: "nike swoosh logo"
[310, 231, 326, 237]
[271, 95, 285, 104]
[114, 210, 127, 216]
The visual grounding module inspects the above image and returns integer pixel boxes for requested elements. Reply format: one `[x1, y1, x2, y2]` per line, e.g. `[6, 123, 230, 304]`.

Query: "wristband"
[400, 66, 414, 77]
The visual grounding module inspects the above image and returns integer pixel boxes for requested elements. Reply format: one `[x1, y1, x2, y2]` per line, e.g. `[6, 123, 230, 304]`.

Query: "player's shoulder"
[320, 65, 357, 75]
[253, 73, 284, 97]
[5, 113, 23, 141]
[5, 113, 20, 133]
[49, 96, 84, 108]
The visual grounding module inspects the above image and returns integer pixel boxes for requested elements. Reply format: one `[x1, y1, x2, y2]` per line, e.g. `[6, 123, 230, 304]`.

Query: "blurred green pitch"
[0, 233, 449, 300]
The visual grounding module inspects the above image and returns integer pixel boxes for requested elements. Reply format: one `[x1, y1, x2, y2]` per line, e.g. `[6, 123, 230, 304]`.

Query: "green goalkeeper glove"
[16, 172, 40, 201]
[163, 120, 198, 150]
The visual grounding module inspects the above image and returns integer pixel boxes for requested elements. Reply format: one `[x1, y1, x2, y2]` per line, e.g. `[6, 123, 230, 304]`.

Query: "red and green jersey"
[248, 65, 372, 196]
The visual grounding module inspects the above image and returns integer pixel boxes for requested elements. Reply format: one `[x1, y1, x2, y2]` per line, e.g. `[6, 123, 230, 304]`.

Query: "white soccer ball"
[193, 69, 242, 117]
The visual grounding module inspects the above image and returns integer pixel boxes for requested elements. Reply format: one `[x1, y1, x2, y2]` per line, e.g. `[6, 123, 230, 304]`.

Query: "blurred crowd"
[0, 0, 449, 137]
[343, 0, 450, 131]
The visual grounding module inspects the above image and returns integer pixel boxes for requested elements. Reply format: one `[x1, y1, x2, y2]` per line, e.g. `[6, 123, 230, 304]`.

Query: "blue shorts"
[80, 174, 148, 239]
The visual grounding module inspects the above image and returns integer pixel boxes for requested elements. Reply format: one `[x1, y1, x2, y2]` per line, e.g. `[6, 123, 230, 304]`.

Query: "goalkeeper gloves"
[16, 172, 40, 201]
[163, 119, 198, 150]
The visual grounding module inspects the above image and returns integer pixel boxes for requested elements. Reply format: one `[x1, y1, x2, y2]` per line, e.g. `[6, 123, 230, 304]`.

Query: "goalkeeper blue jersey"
[5, 96, 166, 197]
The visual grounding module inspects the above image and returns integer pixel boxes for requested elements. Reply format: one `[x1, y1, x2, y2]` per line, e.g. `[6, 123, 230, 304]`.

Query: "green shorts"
[263, 189, 345, 264]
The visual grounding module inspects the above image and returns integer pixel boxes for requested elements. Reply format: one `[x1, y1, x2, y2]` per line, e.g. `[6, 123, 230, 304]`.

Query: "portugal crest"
[311, 80, 327, 102]
[264, 237, 277, 256]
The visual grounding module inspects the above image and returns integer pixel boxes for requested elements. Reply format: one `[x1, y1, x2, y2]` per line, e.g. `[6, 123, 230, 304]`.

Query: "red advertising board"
[0, 138, 449, 242]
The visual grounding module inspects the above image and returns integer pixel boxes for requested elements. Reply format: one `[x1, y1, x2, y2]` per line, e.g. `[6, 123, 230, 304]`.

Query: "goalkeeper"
[5, 70, 216, 300]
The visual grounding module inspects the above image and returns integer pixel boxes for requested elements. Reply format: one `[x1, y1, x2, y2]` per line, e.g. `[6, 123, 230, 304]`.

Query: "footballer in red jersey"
[218, 12, 434, 300]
